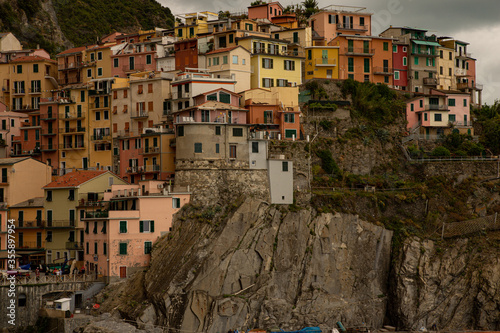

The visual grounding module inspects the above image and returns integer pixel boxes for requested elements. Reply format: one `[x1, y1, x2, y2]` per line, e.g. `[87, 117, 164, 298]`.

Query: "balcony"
[336, 23, 368, 32]
[423, 77, 438, 86]
[115, 130, 140, 138]
[15, 241, 45, 249]
[88, 89, 110, 96]
[12, 89, 26, 96]
[41, 113, 56, 121]
[46, 220, 76, 228]
[171, 91, 191, 100]
[42, 129, 57, 136]
[144, 164, 160, 173]
[314, 58, 337, 67]
[344, 47, 375, 56]
[455, 51, 471, 59]
[411, 49, 438, 57]
[424, 104, 448, 111]
[29, 87, 42, 94]
[10, 148, 42, 157]
[122, 64, 145, 72]
[60, 112, 85, 120]
[91, 135, 111, 142]
[84, 210, 109, 219]
[59, 127, 86, 134]
[449, 121, 473, 128]
[169, 138, 176, 148]
[141, 146, 160, 155]
[455, 68, 467, 77]
[58, 60, 96, 70]
[127, 166, 141, 174]
[131, 111, 149, 119]
[14, 220, 45, 228]
[41, 144, 57, 152]
[66, 242, 84, 250]
[373, 67, 394, 75]
[59, 143, 85, 150]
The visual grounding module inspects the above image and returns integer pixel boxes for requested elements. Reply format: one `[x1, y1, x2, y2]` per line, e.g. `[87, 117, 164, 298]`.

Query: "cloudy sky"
[159, 0, 500, 105]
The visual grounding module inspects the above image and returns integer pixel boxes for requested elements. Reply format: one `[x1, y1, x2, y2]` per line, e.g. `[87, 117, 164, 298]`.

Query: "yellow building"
[237, 36, 303, 89]
[206, 46, 252, 93]
[43, 170, 127, 265]
[272, 27, 312, 58]
[9, 197, 45, 265]
[175, 12, 219, 39]
[87, 44, 115, 80]
[437, 45, 456, 90]
[1, 55, 58, 111]
[304, 46, 339, 80]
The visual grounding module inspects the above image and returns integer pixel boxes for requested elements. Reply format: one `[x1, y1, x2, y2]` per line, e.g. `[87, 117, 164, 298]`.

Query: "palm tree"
[302, 0, 319, 18]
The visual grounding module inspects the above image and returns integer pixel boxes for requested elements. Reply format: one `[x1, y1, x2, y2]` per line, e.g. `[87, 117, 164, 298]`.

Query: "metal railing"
[425, 104, 447, 111]
[144, 164, 160, 172]
[442, 213, 498, 239]
[60, 112, 85, 120]
[423, 77, 438, 86]
[84, 211, 109, 219]
[411, 49, 437, 56]
[15, 241, 45, 249]
[142, 146, 160, 154]
[59, 127, 86, 133]
[90, 135, 111, 141]
[131, 111, 149, 119]
[66, 241, 84, 250]
[373, 67, 394, 74]
[344, 47, 375, 55]
[337, 23, 368, 31]
[314, 58, 337, 66]
[14, 220, 45, 228]
[46, 220, 77, 228]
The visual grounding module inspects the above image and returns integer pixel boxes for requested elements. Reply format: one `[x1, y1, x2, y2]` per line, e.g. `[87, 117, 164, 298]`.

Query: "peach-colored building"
[406, 89, 472, 138]
[308, 6, 372, 43]
[83, 180, 190, 280]
[248, 1, 284, 21]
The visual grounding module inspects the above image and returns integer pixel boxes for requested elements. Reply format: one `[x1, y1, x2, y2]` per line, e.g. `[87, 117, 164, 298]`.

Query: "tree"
[302, 0, 319, 19]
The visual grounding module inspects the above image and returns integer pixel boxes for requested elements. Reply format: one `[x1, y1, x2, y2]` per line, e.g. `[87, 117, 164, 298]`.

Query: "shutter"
[139, 220, 144, 233]
[150, 220, 154, 232]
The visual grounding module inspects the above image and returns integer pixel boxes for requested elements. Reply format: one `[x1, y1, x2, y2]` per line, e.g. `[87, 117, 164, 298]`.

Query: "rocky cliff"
[100, 199, 393, 332]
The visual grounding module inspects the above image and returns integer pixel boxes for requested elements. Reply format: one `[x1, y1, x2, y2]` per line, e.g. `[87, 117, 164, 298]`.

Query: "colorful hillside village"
[0, 2, 483, 280]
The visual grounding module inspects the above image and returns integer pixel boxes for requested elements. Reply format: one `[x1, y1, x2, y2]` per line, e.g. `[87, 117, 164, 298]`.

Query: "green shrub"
[431, 146, 451, 157]
[316, 149, 341, 178]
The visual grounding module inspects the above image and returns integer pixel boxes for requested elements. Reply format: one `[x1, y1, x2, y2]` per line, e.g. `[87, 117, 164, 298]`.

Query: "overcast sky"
[159, 0, 500, 105]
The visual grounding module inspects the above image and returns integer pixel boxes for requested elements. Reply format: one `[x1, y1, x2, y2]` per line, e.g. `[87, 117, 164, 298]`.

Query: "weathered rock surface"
[101, 198, 393, 332]
[389, 237, 500, 331]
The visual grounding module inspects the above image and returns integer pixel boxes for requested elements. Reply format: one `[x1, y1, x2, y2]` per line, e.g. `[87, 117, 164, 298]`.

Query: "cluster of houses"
[0, 1, 483, 280]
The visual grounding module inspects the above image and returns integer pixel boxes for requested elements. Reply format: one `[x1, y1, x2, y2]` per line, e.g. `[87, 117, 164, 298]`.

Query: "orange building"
[248, 1, 284, 21]
[328, 35, 393, 85]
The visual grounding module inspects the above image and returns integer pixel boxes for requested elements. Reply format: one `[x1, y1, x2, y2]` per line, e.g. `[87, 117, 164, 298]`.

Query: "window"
[285, 129, 296, 139]
[16, 65, 22, 73]
[219, 92, 230, 104]
[393, 45, 397, 53]
[213, 57, 220, 65]
[284, 113, 295, 123]
[232, 55, 238, 64]
[1, 168, 6, 183]
[87, 68, 92, 77]
[403, 57, 407, 66]
[18, 294, 26, 307]
[46, 231, 52, 242]
[113, 58, 119, 68]
[97, 67, 103, 76]
[215, 126, 221, 135]
[46, 190, 52, 201]
[242, 59, 246, 65]
[95, 111, 101, 121]
[194, 143, 202, 153]
[138, 84, 143, 94]
[348, 58, 354, 72]
[463, 99, 467, 107]
[68, 189, 75, 201]
[419, 100, 423, 108]
[383, 42, 388, 51]
[232, 128, 243, 137]
[177, 29, 183, 37]
[215, 143, 220, 154]
[415, 71, 419, 80]
[119, 243, 127, 255]
[394, 71, 400, 80]
[277, 79, 288, 87]
[145, 241, 153, 254]
[449, 114, 456, 122]
[229, 34, 234, 43]
[262, 78, 274, 88]
[252, 142, 259, 153]
[119, 221, 127, 233]
[146, 54, 152, 64]
[414, 57, 419, 65]
[86, 242, 89, 254]
[140, 220, 155, 233]
[177, 125, 184, 137]
[284, 60, 295, 71]
[424, 113, 428, 121]
[223, 55, 228, 64]
[94, 241, 98, 254]
[201, 110, 210, 122]
[364, 58, 370, 73]
[229, 145, 237, 159]
[103, 242, 107, 255]
[448, 99, 456, 107]
[33, 64, 39, 73]
[282, 161, 289, 172]
[434, 113, 442, 122]
[173, 197, 181, 208]
[262, 58, 273, 69]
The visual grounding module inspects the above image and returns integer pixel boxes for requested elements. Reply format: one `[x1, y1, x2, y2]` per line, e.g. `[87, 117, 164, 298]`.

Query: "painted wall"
[304, 46, 339, 80]
[268, 159, 293, 204]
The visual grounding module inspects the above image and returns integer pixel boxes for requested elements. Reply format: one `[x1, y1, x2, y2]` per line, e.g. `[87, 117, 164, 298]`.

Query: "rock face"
[389, 237, 500, 331]
[106, 199, 393, 332]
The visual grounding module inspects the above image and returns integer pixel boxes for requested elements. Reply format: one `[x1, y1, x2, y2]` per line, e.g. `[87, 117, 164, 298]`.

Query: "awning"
[412, 40, 441, 47]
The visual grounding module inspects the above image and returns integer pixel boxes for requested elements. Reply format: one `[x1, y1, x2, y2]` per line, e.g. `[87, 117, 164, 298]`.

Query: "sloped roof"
[57, 45, 98, 56]
[206, 46, 240, 55]
[10, 197, 44, 208]
[10, 55, 56, 64]
[193, 87, 241, 98]
[0, 157, 30, 165]
[43, 170, 109, 188]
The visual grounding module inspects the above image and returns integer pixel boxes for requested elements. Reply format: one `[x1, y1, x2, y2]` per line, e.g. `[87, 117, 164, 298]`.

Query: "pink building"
[173, 88, 247, 125]
[110, 41, 158, 78]
[308, 6, 372, 43]
[406, 89, 472, 138]
[393, 43, 409, 90]
[83, 180, 190, 280]
[248, 1, 284, 21]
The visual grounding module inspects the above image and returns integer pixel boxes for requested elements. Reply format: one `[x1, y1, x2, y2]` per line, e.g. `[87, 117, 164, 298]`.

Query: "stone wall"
[420, 161, 498, 178]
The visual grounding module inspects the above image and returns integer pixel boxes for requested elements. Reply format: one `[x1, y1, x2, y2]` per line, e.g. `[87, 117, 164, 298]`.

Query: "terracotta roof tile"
[11, 55, 56, 64]
[206, 46, 240, 55]
[57, 45, 98, 56]
[44, 170, 109, 188]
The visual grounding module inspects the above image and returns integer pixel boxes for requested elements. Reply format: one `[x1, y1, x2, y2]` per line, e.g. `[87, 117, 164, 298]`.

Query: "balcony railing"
[41, 129, 57, 136]
[29, 87, 42, 94]
[423, 77, 438, 86]
[58, 60, 96, 70]
[91, 135, 111, 141]
[455, 51, 471, 58]
[115, 130, 140, 138]
[46, 220, 76, 228]
[40, 113, 56, 121]
[373, 67, 394, 75]
[314, 58, 337, 66]
[41, 144, 57, 152]
[145, 164, 160, 172]
[84, 211, 109, 219]
[455, 68, 467, 76]
[425, 104, 448, 111]
[412, 49, 437, 56]
[59, 143, 85, 150]
[59, 127, 86, 134]
[131, 111, 149, 119]
[60, 112, 85, 120]
[142, 146, 160, 154]
[449, 121, 473, 127]
[121, 64, 145, 72]
[15, 241, 45, 249]
[336, 23, 368, 31]
[344, 47, 375, 56]
[66, 242, 84, 250]
[14, 220, 45, 228]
